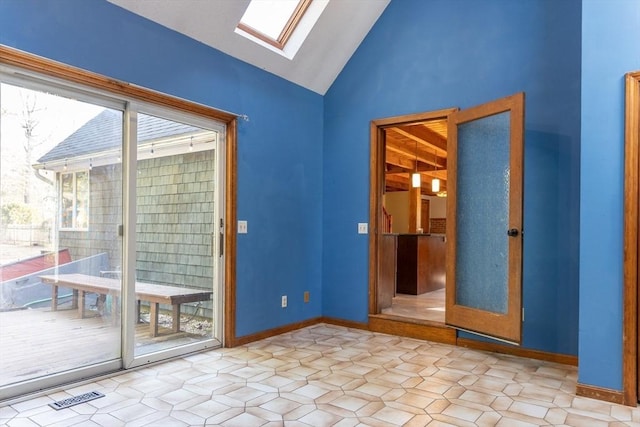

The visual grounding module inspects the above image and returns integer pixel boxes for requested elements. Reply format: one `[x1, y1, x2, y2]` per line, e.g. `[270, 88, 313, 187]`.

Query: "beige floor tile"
[430, 412, 479, 427]
[564, 412, 611, 427]
[86, 413, 126, 427]
[221, 411, 268, 427]
[297, 408, 343, 425]
[476, 411, 502, 426]
[329, 394, 371, 412]
[281, 403, 316, 420]
[2, 324, 635, 427]
[204, 407, 245, 425]
[107, 402, 158, 422]
[494, 416, 540, 427]
[441, 402, 483, 423]
[185, 399, 231, 419]
[508, 400, 549, 419]
[545, 407, 568, 425]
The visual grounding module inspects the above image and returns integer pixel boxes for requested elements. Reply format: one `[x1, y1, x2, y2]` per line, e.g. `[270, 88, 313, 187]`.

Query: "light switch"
[238, 220, 248, 234]
[358, 223, 368, 234]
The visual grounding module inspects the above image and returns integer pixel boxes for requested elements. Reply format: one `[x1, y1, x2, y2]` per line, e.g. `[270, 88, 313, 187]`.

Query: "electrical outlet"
[358, 223, 368, 234]
[304, 291, 310, 303]
[238, 220, 248, 234]
[281, 295, 287, 308]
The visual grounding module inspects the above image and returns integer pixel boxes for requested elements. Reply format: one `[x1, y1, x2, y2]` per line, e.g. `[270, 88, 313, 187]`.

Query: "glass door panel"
[0, 82, 123, 393]
[134, 113, 220, 356]
[455, 112, 510, 313]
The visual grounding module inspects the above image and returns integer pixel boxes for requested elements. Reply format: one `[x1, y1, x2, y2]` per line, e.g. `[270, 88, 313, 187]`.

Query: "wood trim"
[576, 383, 625, 405]
[0, 45, 239, 351]
[278, 0, 313, 47]
[456, 338, 578, 366]
[232, 317, 322, 346]
[368, 122, 384, 315]
[372, 109, 458, 128]
[623, 71, 640, 405]
[369, 315, 457, 345]
[224, 119, 238, 347]
[237, 0, 312, 51]
[0, 46, 235, 123]
[321, 317, 369, 331]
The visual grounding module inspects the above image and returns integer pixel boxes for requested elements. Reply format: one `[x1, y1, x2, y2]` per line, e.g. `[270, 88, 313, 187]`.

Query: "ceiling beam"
[386, 140, 447, 169]
[396, 124, 447, 152]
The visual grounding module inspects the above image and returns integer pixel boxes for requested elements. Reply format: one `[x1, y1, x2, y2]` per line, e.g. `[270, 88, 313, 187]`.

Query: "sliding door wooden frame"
[623, 71, 640, 406]
[0, 45, 239, 347]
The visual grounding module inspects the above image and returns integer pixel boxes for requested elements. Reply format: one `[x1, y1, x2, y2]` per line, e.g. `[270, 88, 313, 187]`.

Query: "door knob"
[507, 228, 519, 237]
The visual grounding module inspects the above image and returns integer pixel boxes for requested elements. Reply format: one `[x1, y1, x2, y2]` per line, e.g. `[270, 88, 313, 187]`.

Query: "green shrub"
[1, 203, 33, 224]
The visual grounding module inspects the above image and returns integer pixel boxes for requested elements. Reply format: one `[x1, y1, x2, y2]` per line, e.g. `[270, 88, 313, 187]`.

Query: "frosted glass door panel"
[455, 112, 510, 314]
[445, 92, 524, 344]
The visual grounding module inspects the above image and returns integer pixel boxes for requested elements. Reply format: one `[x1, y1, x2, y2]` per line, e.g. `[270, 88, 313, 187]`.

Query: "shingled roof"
[37, 109, 201, 164]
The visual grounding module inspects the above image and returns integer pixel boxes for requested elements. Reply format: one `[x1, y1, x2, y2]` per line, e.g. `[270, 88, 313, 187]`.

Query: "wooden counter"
[396, 234, 445, 295]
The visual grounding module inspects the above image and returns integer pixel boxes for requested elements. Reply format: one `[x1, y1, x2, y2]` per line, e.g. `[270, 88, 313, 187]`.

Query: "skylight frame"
[237, 0, 313, 50]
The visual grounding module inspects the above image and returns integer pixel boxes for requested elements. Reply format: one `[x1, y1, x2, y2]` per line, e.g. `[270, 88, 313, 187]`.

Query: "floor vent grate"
[49, 391, 105, 410]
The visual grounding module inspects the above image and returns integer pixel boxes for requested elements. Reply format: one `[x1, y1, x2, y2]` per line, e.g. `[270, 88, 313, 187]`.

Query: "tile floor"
[382, 289, 445, 323]
[1, 324, 639, 426]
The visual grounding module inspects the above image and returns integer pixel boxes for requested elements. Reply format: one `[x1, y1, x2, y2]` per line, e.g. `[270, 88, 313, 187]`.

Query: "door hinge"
[522, 307, 525, 322]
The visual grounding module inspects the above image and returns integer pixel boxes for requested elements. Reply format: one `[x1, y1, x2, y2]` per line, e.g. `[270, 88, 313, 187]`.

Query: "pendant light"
[411, 139, 421, 188]
[431, 148, 440, 193]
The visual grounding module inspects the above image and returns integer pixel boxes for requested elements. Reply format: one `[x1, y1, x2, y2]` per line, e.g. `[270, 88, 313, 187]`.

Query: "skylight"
[236, 0, 327, 59]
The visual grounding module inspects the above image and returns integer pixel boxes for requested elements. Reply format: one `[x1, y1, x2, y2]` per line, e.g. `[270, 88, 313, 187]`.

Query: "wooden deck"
[0, 306, 212, 387]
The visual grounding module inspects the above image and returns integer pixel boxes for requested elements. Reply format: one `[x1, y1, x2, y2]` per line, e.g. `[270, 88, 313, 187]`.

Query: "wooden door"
[445, 93, 525, 344]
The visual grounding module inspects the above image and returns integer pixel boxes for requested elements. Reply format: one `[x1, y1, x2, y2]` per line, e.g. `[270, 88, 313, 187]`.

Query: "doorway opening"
[368, 108, 456, 340]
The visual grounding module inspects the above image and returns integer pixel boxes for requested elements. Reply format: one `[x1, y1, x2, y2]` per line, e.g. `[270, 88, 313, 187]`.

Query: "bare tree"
[15, 90, 46, 204]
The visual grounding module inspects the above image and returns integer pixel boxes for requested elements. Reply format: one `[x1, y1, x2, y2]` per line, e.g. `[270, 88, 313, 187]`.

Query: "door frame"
[368, 108, 457, 320]
[622, 71, 640, 405]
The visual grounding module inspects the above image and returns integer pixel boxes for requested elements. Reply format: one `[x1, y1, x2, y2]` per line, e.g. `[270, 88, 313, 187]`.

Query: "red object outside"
[0, 249, 72, 281]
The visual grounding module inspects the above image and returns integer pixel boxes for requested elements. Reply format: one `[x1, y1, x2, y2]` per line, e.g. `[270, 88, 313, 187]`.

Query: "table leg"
[71, 289, 78, 309]
[51, 285, 59, 311]
[150, 302, 159, 337]
[172, 304, 181, 333]
[78, 290, 86, 318]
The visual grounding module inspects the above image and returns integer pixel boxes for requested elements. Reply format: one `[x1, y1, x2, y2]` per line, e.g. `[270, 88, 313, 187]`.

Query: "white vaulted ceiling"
[106, 0, 390, 95]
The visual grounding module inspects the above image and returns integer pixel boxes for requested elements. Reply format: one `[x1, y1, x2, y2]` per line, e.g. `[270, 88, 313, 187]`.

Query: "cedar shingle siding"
[59, 150, 214, 316]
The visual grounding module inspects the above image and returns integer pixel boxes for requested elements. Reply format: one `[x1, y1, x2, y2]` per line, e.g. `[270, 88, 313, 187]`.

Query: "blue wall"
[579, 0, 640, 391]
[0, 0, 324, 338]
[323, 0, 581, 356]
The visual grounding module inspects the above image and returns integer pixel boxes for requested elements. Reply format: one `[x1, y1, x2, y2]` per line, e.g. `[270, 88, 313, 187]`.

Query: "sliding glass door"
[133, 112, 222, 357]
[0, 69, 226, 399]
[0, 82, 124, 395]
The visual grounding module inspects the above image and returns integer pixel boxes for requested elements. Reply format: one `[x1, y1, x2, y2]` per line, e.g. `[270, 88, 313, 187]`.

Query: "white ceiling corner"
[106, 0, 390, 95]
